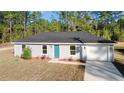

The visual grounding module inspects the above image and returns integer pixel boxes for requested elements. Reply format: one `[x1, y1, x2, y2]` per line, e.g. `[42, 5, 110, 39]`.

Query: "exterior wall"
[59, 45, 80, 60]
[41, 45, 53, 58]
[14, 43, 114, 62]
[26, 44, 82, 59]
[14, 44, 81, 59]
[47, 45, 53, 58]
[26, 45, 53, 58]
[26, 45, 41, 57]
[14, 45, 22, 56]
[82, 46, 87, 60]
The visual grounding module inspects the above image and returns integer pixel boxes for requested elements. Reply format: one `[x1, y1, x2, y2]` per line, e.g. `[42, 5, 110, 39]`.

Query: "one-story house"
[12, 31, 115, 62]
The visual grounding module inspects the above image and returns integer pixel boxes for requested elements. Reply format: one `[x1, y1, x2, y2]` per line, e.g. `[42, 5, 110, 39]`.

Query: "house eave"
[12, 41, 115, 45]
[84, 43, 115, 45]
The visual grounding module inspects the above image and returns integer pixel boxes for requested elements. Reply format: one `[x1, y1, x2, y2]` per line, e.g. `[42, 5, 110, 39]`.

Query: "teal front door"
[54, 45, 60, 58]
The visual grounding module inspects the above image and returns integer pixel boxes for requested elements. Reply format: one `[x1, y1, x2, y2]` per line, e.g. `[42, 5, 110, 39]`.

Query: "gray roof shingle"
[15, 31, 115, 43]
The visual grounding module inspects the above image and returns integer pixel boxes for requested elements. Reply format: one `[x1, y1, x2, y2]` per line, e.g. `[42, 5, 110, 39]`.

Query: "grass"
[0, 49, 85, 81]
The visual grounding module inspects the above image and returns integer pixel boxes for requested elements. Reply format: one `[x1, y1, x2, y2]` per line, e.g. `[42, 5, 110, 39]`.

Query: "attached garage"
[86, 46, 108, 61]
[86, 45, 113, 62]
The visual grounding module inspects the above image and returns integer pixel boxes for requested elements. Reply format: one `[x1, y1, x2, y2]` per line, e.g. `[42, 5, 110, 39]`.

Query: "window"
[70, 45, 76, 55]
[43, 45, 47, 54]
[22, 44, 25, 51]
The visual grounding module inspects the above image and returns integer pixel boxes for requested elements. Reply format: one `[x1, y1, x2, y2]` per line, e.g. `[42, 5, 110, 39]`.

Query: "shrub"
[41, 55, 46, 59]
[23, 47, 32, 59]
[119, 30, 124, 41]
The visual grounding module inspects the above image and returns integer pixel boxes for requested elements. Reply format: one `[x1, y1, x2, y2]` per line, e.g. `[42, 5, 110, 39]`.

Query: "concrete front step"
[48, 60, 85, 66]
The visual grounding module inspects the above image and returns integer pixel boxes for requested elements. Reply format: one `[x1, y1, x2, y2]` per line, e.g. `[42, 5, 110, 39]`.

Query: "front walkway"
[84, 61, 124, 81]
[49, 59, 85, 66]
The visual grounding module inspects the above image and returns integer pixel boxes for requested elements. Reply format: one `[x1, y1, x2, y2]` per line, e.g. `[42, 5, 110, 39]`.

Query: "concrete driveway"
[84, 61, 124, 81]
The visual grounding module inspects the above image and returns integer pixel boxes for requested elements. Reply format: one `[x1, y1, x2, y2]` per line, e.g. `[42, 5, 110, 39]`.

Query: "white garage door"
[86, 46, 108, 61]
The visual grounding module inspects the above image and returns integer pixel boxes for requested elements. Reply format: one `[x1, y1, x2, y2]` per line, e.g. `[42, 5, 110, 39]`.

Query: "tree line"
[0, 11, 124, 43]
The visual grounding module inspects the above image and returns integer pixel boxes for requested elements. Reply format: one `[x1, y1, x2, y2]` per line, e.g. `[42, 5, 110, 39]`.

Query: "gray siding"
[14, 45, 22, 56]
[59, 45, 80, 60]
[26, 45, 41, 57]
[14, 44, 114, 62]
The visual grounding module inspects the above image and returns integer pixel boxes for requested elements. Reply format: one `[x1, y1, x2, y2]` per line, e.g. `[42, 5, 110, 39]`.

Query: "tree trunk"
[2, 32, 4, 43]
[34, 21, 36, 35]
[23, 13, 26, 38]
[9, 20, 12, 42]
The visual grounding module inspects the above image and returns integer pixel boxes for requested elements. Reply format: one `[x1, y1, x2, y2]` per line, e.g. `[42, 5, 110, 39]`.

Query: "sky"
[42, 11, 124, 22]
[42, 11, 59, 21]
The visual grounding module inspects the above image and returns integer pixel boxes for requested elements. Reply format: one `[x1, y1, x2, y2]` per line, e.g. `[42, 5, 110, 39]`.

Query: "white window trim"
[42, 45, 47, 54]
[70, 45, 76, 55]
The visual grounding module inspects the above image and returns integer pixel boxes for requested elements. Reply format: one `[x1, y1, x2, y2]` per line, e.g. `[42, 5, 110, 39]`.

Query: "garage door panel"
[86, 46, 108, 61]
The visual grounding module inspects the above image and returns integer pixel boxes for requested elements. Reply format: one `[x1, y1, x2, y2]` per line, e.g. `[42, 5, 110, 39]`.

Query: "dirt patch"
[116, 49, 124, 54]
[0, 42, 13, 48]
[114, 44, 124, 64]
[0, 49, 85, 81]
[114, 43, 124, 76]
[115, 42, 124, 49]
